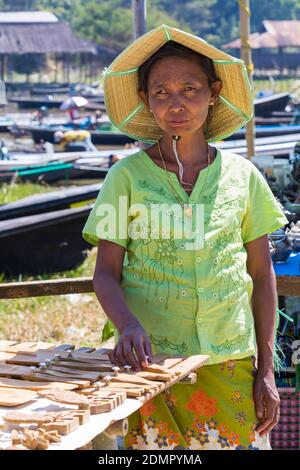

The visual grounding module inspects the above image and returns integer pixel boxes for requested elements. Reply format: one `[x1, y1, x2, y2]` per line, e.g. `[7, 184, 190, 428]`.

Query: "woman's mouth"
[169, 120, 189, 126]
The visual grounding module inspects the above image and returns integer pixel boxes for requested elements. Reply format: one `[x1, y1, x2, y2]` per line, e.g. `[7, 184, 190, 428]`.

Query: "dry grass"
[0, 248, 109, 348]
[0, 182, 111, 348]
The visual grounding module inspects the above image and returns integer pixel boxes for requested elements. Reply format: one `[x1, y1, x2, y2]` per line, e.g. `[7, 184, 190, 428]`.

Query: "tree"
[2, 0, 38, 10]
[31, 0, 300, 60]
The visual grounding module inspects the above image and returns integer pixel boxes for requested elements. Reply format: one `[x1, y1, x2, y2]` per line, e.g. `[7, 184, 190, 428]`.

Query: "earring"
[149, 109, 153, 113]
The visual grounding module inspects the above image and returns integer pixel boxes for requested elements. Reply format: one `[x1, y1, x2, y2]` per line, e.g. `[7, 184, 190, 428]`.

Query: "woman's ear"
[211, 80, 223, 102]
[138, 90, 150, 109]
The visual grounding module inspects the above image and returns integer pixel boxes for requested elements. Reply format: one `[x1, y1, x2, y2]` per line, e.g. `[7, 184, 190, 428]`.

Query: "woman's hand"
[253, 370, 280, 437]
[108, 322, 154, 372]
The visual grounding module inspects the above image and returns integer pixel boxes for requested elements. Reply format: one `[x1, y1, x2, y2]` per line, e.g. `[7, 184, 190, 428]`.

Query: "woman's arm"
[245, 234, 280, 437]
[93, 239, 153, 370]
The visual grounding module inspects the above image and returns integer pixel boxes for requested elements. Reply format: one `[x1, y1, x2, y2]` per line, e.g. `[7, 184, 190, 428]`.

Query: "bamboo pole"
[239, 0, 255, 160]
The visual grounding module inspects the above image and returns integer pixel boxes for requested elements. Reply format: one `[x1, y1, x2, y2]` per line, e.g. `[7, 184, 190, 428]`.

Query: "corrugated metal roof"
[223, 20, 300, 49]
[0, 22, 96, 54]
[0, 11, 58, 23]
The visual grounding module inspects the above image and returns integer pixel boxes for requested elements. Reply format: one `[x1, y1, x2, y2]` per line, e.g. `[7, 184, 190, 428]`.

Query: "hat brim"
[103, 24, 253, 143]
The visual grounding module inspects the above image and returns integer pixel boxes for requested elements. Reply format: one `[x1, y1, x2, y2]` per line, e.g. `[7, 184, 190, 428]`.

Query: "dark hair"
[138, 40, 221, 94]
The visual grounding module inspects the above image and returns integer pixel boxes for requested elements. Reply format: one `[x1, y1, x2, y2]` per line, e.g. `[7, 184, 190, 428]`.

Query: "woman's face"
[139, 55, 222, 138]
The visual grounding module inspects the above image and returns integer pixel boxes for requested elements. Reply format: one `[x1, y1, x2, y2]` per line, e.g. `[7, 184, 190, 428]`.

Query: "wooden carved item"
[0, 388, 37, 406]
[37, 389, 90, 409]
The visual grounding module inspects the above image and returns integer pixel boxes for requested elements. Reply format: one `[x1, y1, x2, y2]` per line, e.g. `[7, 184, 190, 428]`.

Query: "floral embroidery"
[149, 334, 189, 354]
[211, 329, 252, 355]
[162, 389, 177, 413]
[217, 423, 230, 436]
[157, 422, 169, 435]
[217, 435, 231, 448]
[140, 400, 156, 417]
[219, 359, 237, 378]
[186, 390, 218, 417]
[235, 411, 248, 426]
[211, 225, 246, 308]
[138, 179, 177, 203]
[124, 356, 272, 451]
[227, 432, 241, 447]
[231, 390, 244, 404]
[154, 434, 169, 448]
[167, 430, 181, 446]
[191, 420, 206, 434]
[146, 238, 184, 309]
[198, 433, 210, 446]
[145, 417, 157, 429]
[207, 418, 218, 430]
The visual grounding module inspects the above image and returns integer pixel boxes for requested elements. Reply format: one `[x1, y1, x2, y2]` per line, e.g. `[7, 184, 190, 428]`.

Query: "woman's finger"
[114, 342, 127, 367]
[133, 337, 149, 368]
[143, 338, 154, 364]
[108, 349, 117, 365]
[122, 341, 141, 371]
[260, 409, 280, 436]
[254, 392, 265, 422]
[256, 398, 278, 435]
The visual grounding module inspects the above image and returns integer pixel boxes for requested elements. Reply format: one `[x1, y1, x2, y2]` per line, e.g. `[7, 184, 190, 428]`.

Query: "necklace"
[157, 140, 212, 217]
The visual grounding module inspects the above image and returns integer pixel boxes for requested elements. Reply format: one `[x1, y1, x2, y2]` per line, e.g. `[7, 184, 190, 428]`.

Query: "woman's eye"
[185, 87, 195, 91]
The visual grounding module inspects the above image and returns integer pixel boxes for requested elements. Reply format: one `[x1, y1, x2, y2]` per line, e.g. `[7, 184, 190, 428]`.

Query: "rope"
[238, 0, 250, 15]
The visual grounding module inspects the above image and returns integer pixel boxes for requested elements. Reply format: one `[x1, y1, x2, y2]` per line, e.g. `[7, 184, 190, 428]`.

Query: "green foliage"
[0, 183, 52, 205]
[101, 319, 115, 342]
[3, 0, 300, 61]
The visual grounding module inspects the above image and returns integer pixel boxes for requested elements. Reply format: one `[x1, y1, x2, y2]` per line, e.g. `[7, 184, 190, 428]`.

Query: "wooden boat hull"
[0, 183, 101, 221]
[0, 206, 93, 276]
[24, 126, 136, 145]
[0, 162, 109, 184]
[9, 97, 105, 110]
[23, 121, 300, 144]
[254, 92, 290, 117]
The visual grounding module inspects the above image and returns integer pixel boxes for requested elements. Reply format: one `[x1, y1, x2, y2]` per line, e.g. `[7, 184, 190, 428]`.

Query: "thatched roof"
[0, 12, 96, 55]
[223, 20, 300, 49]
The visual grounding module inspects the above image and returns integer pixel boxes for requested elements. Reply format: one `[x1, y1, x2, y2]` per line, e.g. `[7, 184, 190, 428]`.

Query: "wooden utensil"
[0, 388, 37, 406]
[3, 411, 54, 425]
[0, 377, 78, 391]
[38, 389, 90, 409]
[21, 372, 90, 388]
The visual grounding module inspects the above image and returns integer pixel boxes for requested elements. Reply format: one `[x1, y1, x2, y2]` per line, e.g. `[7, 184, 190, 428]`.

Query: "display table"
[0, 396, 141, 450]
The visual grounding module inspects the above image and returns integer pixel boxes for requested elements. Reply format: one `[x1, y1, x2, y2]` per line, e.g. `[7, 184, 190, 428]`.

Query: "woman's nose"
[169, 97, 184, 112]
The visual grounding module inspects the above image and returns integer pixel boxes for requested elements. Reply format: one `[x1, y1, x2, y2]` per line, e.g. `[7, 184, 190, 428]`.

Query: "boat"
[9, 96, 105, 111]
[21, 124, 136, 145]
[0, 116, 14, 132]
[0, 147, 135, 169]
[254, 92, 290, 117]
[30, 86, 71, 95]
[225, 123, 300, 141]
[22, 120, 300, 145]
[255, 116, 295, 126]
[0, 205, 93, 276]
[0, 183, 101, 220]
[0, 160, 109, 184]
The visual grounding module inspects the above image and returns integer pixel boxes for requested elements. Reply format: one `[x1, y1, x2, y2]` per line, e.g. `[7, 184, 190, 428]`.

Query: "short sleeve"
[242, 163, 288, 244]
[82, 163, 130, 249]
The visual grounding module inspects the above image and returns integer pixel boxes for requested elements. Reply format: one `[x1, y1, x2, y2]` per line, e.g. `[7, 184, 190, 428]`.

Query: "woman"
[83, 25, 288, 450]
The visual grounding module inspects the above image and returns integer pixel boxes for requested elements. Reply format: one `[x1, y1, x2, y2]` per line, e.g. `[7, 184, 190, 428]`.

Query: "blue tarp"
[273, 252, 300, 276]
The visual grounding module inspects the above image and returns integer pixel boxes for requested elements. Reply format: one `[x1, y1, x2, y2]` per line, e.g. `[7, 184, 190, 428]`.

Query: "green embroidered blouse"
[82, 148, 288, 365]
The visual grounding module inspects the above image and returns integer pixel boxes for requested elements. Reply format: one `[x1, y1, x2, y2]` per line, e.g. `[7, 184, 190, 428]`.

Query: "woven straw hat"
[103, 24, 253, 143]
